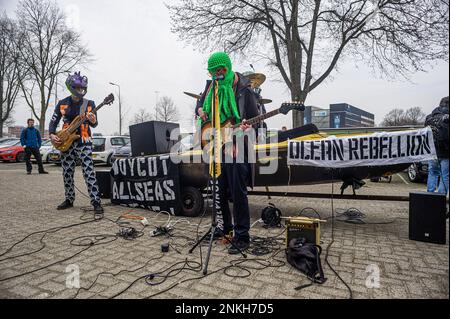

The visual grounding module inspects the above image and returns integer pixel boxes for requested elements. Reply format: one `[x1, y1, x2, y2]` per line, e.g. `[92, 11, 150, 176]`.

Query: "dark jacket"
[49, 96, 98, 145]
[20, 127, 42, 149]
[425, 105, 449, 159]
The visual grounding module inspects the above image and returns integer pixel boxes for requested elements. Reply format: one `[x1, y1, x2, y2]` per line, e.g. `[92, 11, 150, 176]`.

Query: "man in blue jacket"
[20, 118, 48, 175]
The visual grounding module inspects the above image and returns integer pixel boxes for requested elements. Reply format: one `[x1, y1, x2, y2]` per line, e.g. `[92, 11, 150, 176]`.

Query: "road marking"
[397, 173, 409, 185]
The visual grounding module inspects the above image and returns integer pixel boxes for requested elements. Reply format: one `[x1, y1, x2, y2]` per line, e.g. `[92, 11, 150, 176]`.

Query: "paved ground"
[0, 162, 448, 299]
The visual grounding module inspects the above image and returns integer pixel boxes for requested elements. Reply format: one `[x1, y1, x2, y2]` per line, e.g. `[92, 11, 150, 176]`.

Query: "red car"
[0, 139, 26, 162]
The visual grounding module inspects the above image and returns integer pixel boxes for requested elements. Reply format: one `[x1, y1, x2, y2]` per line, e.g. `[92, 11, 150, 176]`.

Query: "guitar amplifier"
[409, 192, 447, 245]
[96, 170, 112, 199]
[129, 121, 180, 157]
[285, 217, 321, 246]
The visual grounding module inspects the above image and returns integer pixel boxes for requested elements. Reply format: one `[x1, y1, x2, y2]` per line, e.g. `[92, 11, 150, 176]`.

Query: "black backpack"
[286, 237, 327, 287]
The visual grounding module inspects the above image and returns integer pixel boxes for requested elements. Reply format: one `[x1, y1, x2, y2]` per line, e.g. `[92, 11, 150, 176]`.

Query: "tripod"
[189, 78, 247, 275]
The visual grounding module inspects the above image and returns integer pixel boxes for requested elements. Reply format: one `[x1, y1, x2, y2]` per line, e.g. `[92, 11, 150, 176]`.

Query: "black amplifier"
[409, 192, 447, 245]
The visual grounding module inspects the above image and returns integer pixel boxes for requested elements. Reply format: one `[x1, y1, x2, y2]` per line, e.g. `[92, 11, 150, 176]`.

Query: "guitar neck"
[92, 101, 106, 114]
[231, 108, 280, 129]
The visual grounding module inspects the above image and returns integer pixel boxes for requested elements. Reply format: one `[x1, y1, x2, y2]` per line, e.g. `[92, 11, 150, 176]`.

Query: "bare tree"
[381, 106, 426, 126]
[404, 106, 426, 125]
[168, 0, 449, 127]
[15, 0, 91, 135]
[381, 108, 406, 126]
[0, 13, 22, 137]
[131, 107, 154, 125]
[155, 96, 179, 122]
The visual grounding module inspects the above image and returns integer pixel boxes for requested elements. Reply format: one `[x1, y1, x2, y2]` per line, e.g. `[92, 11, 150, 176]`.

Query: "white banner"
[288, 127, 437, 167]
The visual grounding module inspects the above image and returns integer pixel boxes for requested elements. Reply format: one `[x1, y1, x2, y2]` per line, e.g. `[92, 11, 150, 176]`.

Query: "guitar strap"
[209, 81, 222, 178]
[79, 98, 89, 116]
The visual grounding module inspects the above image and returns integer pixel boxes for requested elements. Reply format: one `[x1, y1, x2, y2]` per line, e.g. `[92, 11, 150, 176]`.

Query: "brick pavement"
[0, 162, 448, 299]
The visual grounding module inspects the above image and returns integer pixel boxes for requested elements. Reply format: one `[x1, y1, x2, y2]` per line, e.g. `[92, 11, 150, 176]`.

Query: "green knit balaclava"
[202, 52, 241, 124]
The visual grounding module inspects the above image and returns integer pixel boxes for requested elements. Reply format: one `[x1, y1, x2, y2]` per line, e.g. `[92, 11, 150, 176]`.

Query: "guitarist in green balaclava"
[197, 52, 260, 254]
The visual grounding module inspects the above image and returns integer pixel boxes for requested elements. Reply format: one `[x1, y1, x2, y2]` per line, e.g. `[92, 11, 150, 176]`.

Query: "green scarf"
[201, 52, 241, 125]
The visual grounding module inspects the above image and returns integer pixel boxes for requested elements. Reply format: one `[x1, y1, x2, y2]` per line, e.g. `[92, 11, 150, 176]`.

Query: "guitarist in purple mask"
[197, 52, 260, 254]
[49, 71, 103, 214]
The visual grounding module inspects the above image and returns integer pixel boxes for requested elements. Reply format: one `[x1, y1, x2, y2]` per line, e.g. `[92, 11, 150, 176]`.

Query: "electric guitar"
[52, 94, 115, 152]
[199, 101, 305, 148]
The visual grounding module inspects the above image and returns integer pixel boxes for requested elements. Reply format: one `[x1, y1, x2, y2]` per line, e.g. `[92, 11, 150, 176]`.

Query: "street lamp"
[109, 82, 122, 135]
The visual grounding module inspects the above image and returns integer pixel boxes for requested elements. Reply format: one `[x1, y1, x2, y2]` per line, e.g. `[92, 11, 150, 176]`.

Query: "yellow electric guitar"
[199, 101, 305, 148]
[53, 94, 115, 152]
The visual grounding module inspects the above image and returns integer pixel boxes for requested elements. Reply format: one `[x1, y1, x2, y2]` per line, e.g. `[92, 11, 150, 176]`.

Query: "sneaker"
[39, 171, 49, 174]
[57, 200, 73, 210]
[228, 239, 250, 255]
[27, 171, 31, 175]
[93, 204, 104, 215]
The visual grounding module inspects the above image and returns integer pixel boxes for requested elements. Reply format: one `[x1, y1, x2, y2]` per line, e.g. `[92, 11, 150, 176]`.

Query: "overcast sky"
[2, 0, 449, 134]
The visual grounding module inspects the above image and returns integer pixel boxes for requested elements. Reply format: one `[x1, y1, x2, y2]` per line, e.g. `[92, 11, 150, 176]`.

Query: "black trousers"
[216, 162, 251, 242]
[25, 147, 45, 173]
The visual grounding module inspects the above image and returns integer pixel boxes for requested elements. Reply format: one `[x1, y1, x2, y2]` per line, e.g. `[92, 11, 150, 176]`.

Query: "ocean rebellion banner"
[111, 155, 181, 215]
[288, 127, 437, 168]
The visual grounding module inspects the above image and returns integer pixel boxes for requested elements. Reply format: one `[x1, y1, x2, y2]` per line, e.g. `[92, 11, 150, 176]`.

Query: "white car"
[92, 136, 130, 166]
[39, 140, 56, 163]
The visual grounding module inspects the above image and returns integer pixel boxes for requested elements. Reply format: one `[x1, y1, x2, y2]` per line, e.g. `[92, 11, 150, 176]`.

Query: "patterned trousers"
[61, 140, 101, 206]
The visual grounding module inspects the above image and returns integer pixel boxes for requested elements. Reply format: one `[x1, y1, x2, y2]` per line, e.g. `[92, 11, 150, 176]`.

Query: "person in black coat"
[425, 96, 449, 195]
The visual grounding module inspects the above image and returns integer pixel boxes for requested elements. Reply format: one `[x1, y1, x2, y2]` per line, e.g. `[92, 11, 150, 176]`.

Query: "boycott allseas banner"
[111, 155, 181, 215]
[288, 127, 437, 168]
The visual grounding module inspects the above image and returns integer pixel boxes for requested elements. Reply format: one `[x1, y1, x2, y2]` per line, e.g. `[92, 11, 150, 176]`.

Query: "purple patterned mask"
[66, 71, 88, 98]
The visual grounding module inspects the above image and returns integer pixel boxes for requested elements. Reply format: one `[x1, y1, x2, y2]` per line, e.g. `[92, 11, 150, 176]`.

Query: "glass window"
[92, 138, 106, 146]
[111, 138, 124, 146]
[0, 139, 20, 147]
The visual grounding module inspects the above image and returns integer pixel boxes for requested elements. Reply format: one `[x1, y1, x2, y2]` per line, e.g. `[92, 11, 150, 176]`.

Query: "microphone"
[212, 74, 224, 81]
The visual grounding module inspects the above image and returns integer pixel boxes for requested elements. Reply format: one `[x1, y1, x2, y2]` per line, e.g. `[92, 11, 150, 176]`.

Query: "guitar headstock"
[279, 101, 305, 114]
[102, 93, 115, 106]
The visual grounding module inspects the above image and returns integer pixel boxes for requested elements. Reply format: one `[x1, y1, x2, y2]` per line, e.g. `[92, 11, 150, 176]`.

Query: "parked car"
[47, 148, 82, 166]
[407, 161, 429, 183]
[0, 139, 26, 162]
[111, 141, 131, 162]
[92, 136, 130, 166]
[47, 148, 62, 164]
[35, 140, 54, 163]
[0, 137, 19, 146]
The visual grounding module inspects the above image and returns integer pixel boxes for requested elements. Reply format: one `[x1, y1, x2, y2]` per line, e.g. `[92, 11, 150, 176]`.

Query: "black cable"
[109, 258, 202, 299]
[334, 207, 397, 225]
[73, 254, 165, 299]
[0, 219, 99, 262]
[298, 207, 322, 219]
[141, 255, 286, 299]
[0, 233, 119, 283]
[74, 184, 91, 200]
[323, 170, 353, 299]
[1, 245, 86, 283]
[248, 228, 286, 256]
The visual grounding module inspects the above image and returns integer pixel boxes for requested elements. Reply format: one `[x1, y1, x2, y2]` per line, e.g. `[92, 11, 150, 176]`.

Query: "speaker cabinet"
[96, 170, 112, 199]
[129, 121, 179, 157]
[409, 192, 447, 245]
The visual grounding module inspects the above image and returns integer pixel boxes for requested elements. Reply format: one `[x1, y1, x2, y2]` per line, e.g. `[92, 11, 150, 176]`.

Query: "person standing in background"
[20, 119, 48, 175]
[425, 96, 449, 195]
